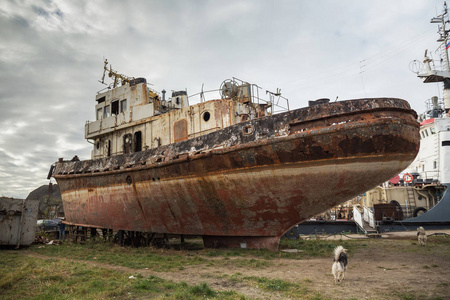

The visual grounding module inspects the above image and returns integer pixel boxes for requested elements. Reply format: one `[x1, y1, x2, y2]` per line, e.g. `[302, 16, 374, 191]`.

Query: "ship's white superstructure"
[409, 2, 450, 186]
[352, 3, 450, 231]
[406, 105, 450, 185]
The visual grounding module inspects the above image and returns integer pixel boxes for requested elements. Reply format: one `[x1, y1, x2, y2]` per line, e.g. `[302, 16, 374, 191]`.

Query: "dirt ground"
[26, 230, 450, 300]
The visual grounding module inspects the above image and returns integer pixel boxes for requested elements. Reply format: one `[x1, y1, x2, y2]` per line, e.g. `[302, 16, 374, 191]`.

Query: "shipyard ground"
[2, 230, 449, 299]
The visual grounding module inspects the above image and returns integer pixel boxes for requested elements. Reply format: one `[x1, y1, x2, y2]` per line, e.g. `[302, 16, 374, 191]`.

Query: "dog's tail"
[333, 245, 346, 261]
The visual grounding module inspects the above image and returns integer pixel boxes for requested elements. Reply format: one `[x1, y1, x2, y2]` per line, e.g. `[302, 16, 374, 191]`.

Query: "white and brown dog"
[331, 245, 348, 284]
[417, 226, 427, 246]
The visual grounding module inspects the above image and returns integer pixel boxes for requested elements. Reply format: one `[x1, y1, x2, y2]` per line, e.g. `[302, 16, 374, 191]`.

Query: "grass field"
[1, 235, 449, 299]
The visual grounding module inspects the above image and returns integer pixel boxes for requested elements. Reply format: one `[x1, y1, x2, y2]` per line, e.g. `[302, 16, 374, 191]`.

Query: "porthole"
[126, 176, 132, 185]
[203, 111, 210, 122]
[242, 125, 254, 135]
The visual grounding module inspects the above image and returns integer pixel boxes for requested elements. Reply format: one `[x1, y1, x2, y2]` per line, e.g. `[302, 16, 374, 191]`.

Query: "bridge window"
[111, 100, 119, 115]
[442, 140, 450, 146]
[97, 108, 102, 120]
[104, 105, 110, 118]
[120, 99, 127, 112]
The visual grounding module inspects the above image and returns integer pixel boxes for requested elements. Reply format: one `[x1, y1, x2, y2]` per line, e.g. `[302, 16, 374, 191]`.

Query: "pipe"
[416, 189, 431, 210]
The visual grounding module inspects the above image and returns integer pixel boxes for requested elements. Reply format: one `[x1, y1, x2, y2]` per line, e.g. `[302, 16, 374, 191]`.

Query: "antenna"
[200, 83, 205, 102]
[409, 60, 424, 74]
[99, 58, 134, 88]
[417, 2, 450, 116]
[99, 59, 108, 85]
[359, 60, 367, 97]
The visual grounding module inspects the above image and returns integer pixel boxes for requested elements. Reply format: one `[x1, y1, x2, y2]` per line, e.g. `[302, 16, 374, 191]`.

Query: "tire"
[413, 207, 427, 217]
[390, 200, 404, 219]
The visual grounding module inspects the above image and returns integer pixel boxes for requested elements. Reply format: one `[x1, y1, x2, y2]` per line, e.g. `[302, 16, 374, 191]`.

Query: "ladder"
[405, 188, 416, 218]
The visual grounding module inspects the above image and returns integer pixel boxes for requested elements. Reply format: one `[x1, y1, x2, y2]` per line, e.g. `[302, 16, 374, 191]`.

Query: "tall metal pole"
[439, 3, 450, 115]
[444, 3, 450, 72]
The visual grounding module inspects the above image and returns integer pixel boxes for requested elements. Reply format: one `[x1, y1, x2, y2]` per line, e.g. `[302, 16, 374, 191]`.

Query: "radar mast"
[416, 2, 450, 116]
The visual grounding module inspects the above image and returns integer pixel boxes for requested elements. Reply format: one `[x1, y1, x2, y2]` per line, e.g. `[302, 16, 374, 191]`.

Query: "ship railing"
[353, 205, 377, 234]
[352, 205, 365, 233]
[188, 78, 290, 114]
[363, 206, 376, 229]
[416, 171, 440, 183]
[243, 79, 290, 114]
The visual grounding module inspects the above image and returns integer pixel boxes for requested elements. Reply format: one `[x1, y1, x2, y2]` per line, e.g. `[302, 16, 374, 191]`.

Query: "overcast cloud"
[0, 0, 445, 198]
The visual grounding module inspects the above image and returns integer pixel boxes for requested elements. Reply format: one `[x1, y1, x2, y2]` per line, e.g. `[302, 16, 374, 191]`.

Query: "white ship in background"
[353, 3, 450, 233]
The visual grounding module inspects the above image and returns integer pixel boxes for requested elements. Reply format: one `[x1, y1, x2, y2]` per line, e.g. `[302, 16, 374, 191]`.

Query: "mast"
[418, 2, 450, 117]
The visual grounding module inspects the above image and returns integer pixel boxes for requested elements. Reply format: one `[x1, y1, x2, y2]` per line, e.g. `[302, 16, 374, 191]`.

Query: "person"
[58, 218, 66, 241]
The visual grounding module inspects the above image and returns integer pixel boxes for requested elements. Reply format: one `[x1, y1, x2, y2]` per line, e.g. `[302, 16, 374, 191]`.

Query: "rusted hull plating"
[52, 98, 419, 250]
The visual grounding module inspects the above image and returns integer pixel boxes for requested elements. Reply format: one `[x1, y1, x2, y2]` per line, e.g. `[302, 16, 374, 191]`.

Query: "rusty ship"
[49, 60, 420, 250]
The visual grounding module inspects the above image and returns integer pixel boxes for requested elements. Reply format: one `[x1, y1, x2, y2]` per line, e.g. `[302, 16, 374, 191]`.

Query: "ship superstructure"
[404, 2, 450, 221]
[86, 60, 277, 159]
[352, 4, 450, 233]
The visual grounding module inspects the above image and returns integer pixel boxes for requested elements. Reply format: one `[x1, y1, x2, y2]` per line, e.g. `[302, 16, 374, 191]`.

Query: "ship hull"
[53, 98, 419, 250]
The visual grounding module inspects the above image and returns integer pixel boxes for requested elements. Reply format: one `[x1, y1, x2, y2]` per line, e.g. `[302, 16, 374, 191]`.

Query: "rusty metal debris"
[0, 197, 40, 248]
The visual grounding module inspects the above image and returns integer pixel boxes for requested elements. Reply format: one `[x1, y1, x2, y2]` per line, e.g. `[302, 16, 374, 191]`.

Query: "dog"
[417, 226, 427, 246]
[331, 245, 348, 284]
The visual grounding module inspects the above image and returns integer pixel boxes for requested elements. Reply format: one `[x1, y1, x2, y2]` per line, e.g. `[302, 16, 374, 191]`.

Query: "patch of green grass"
[0, 254, 132, 299]
[30, 241, 275, 272]
[219, 257, 272, 268]
[204, 239, 358, 260]
[395, 292, 416, 300]
[29, 242, 208, 271]
[28, 238, 364, 276]
[437, 282, 449, 287]
[0, 251, 243, 299]
[392, 290, 444, 300]
[279, 238, 356, 257]
[189, 282, 217, 297]
[215, 274, 327, 300]
[250, 276, 295, 292]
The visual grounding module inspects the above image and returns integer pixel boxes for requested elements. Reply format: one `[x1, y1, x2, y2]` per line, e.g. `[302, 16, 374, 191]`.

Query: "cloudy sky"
[0, 0, 446, 198]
